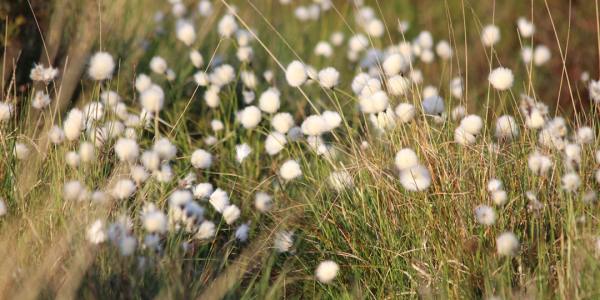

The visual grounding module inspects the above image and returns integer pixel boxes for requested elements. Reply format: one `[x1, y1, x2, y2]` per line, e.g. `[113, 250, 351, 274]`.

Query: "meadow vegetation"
[1, 0, 600, 298]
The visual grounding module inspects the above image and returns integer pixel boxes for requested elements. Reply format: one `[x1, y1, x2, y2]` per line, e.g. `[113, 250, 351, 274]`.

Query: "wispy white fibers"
[196, 221, 216, 239]
[88, 52, 115, 80]
[387, 75, 411, 96]
[223, 205, 241, 224]
[190, 50, 204, 68]
[153, 138, 177, 161]
[265, 132, 287, 155]
[399, 165, 432, 192]
[112, 179, 136, 200]
[395, 148, 418, 171]
[422, 95, 444, 116]
[209, 188, 229, 213]
[481, 24, 500, 47]
[528, 151, 553, 176]
[236, 143, 252, 163]
[239, 106, 262, 129]
[271, 112, 295, 134]
[360, 91, 389, 114]
[495, 115, 520, 140]
[285, 61, 307, 87]
[63, 108, 84, 141]
[193, 182, 213, 200]
[489, 67, 514, 91]
[150, 56, 168, 74]
[135, 73, 152, 92]
[474, 205, 496, 226]
[328, 170, 354, 191]
[140, 84, 165, 113]
[301, 115, 328, 136]
[191, 149, 213, 169]
[254, 192, 273, 213]
[176, 19, 196, 46]
[394, 103, 415, 123]
[496, 232, 519, 256]
[258, 88, 281, 113]
[517, 17, 535, 38]
[0, 102, 14, 122]
[0, 198, 6, 217]
[218, 14, 238, 38]
[318, 67, 340, 88]
[115, 138, 139, 163]
[274, 230, 294, 252]
[279, 160, 302, 181]
[315, 260, 339, 283]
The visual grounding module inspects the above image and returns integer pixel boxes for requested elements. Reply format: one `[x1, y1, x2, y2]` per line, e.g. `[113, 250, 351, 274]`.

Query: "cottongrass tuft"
[88, 51, 115, 80]
[488, 67, 514, 91]
[280, 160, 302, 181]
[315, 260, 339, 283]
[474, 205, 496, 226]
[496, 232, 519, 256]
[399, 165, 432, 192]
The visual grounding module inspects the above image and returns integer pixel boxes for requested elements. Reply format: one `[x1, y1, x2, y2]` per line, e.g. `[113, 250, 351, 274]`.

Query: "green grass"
[1, 0, 600, 299]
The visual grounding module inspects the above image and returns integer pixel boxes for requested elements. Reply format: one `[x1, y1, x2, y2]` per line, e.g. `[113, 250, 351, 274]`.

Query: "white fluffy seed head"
[140, 84, 165, 113]
[454, 127, 476, 146]
[436, 40, 453, 60]
[191, 149, 212, 169]
[517, 17, 535, 38]
[0, 102, 14, 122]
[395, 148, 418, 171]
[474, 205, 496, 226]
[562, 172, 581, 192]
[460, 115, 483, 135]
[196, 221, 216, 239]
[382, 53, 405, 76]
[239, 106, 262, 129]
[223, 205, 241, 224]
[491, 190, 508, 206]
[254, 192, 273, 213]
[176, 20, 196, 46]
[387, 75, 410, 96]
[422, 95, 445, 116]
[394, 103, 415, 123]
[149, 56, 168, 75]
[318, 67, 340, 88]
[114, 138, 139, 163]
[489, 67, 514, 91]
[534, 45, 551, 66]
[258, 88, 281, 114]
[112, 179, 136, 200]
[315, 260, 339, 283]
[285, 60, 307, 87]
[496, 232, 519, 256]
[190, 50, 204, 68]
[88, 52, 115, 80]
[209, 188, 230, 213]
[280, 160, 302, 181]
[64, 108, 84, 141]
[235, 143, 252, 163]
[495, 115, 520, 140]
[399, 165, 432, 192]
[301, 115, 327, 136]
[79, 142, 95, 163]
[265, 132, 287, 156]
[218, 14, 238, 38]
[193, 183, 214, 200]
[135, 73, 152, 92]
[360, 90, 389, 114]
[328, 171, 354, 191]
[481, 24, 500, 47]
[271, 112, 295, 134]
